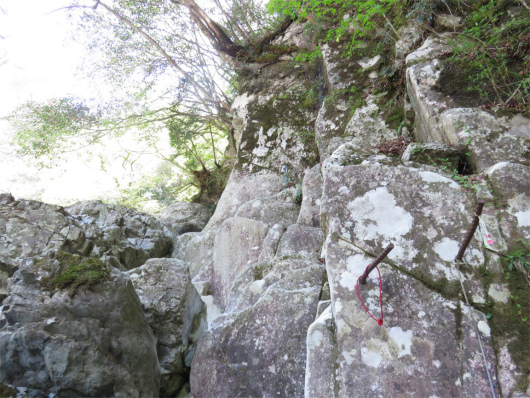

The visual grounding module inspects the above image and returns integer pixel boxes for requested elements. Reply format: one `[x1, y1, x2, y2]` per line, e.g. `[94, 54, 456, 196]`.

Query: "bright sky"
[0, 0, 162, 205]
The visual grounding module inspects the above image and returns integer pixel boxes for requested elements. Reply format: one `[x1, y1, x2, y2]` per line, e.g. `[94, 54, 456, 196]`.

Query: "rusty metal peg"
[359, 243, 394, 285]
[455, 199, 486, 263]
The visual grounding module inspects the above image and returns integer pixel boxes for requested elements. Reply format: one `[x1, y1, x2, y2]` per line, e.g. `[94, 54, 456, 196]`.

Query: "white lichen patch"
[442, 301, 457, 310]
[389, 327, 413, 358]
[347, 187, 413, 240]
[477, 321, 491, 337]
[361, 347, 382, 368]
[419, 171, 460, 189]
[358, 55, 381, 69]
[342, 350, 356, 365]
[250, 279, 266, 294]
[347, 187, 417, 262]
[339, 254, 367, 291]
[433, 237, 460, 262]
[488, 284, 510, 303]
[338, 186, 350, 195]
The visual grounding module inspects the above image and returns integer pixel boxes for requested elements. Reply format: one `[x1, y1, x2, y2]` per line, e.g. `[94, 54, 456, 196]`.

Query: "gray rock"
[190, 256, 325, 398]
[395, 23, 423, 59]
[341, 95, 399, 153]
[126, 258, 205, 397]
[172, 232, 198, 259]
[158, 202, 213, 235]
[435, 14, 463, 31]
[402, 142, 461, 170]
[211, 217, 269, 307]
[406, 37, 530, 173]
[297, 164, 323, 228]
[321, 156, 485, 294]
[272, 22, 315, 50]
[319, 237, 500, 397]
[257, 224, 286, 263]
[0, 198, 81, 272]
[204, 169, 284, 230]
[276, 224, 323, 259]
[174, 231, 216, 279]
[66, 200, 173, 269]
[305, 306, 334, 398]
[0, 256, 159, 397]
[315, 97, 351, 160]
[235, 197, 299, 227]
[486, 162, 530, 247]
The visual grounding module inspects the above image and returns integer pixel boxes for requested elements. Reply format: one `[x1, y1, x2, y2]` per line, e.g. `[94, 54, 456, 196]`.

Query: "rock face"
[0, 255, 159, 397]
[65, 200, 173, 270]
[157, 202, 213, 235]
[191, 256, 325, 398]
[181, 22, 528, 398]
[0, 199, 184, 397]
[2, 10, 530, 398]
[126, 258, 205, 397]
[0, 197, 173, 281]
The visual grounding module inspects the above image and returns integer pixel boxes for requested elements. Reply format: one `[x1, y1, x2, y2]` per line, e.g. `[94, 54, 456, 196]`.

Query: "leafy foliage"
[267, 0, 405, 57]
[114, 161, 198, 213]
[5, 0, 272, 204]
[447, 1, 530, 116]
[7, 98, 100, 164]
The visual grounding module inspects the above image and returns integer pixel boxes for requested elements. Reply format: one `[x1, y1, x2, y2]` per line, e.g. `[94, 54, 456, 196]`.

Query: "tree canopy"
[5, 0, 290, 209]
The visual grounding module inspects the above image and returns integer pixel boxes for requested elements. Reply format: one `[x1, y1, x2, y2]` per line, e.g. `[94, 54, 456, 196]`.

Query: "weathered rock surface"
[487, 162, 530, 247]
[406, 36, 530, 173]
[211, 217, 269, 307]
[305, 306, 335, 398]
[297, 164, 323, 228]
[126, 258, 205, 397]
[0, 195, 173, 289]
[66, 200, 173, 270]
[190, 256, 325, 398]
[315, 237, 500, 397]
[235, 196, 299, 227]
[276, 224, 323, 259]
[402, 142, 461, 170]
[0, 256, 159, 397]
[3, 17, 530, 398]
[157, 202, 213, 236]
[321, 153, 485, 292]
[204, 169, 285, 230]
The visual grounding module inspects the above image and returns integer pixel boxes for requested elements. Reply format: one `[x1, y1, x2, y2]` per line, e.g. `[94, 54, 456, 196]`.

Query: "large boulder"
[486, 162, 530, 247]
[157, 202, 213, 236]
[321, 151, 485, 297]
[309, 237, 500, 397]
[0, 253, 159, 397]
[190, 256, 325, 398]
[66, 200, 173, 270]
[405, 35, 530, 173]
[0, 196, 87, 299]
[126, 258, 205, 397]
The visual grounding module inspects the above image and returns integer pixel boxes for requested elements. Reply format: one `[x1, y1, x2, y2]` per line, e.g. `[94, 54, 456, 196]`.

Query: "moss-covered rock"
[39, 251, 110, 296]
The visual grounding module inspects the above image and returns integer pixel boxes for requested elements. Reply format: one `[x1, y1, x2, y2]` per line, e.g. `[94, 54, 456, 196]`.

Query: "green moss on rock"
[40, 251, 110, 295]
[0, 383, 17, 398]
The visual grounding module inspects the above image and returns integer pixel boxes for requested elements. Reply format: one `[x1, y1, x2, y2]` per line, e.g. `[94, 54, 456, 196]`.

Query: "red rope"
[355, 265, 384, 326]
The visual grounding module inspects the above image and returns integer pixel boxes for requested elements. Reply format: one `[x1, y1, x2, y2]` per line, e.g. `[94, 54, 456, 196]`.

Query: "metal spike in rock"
[455, 199, 486, 263]
[359, 243, 394, 285]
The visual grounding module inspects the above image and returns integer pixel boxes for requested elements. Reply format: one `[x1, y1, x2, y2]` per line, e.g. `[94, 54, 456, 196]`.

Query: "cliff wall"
[1, 5, 530, 398]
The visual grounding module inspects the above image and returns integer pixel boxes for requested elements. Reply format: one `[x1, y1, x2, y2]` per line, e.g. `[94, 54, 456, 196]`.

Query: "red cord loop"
[355, 265, 384, 326]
